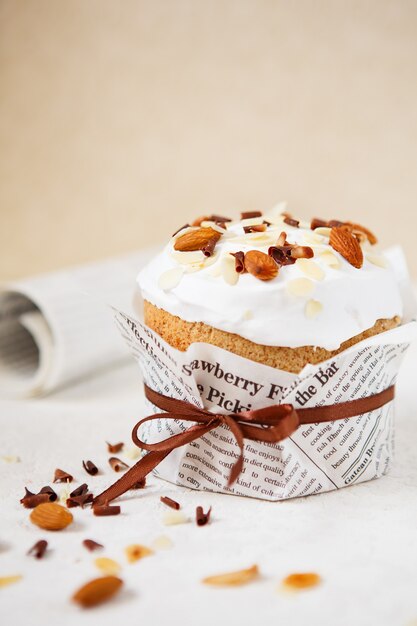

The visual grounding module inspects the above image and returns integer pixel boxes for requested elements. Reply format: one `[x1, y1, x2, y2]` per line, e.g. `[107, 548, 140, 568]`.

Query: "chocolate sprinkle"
[67, 493, 94, 509]
[106, 442, 124, 454]
[82, 460, 99, 476]
[69, 483, 89, 498]
[160, 496, 180, 510]
[39, 486, 58, 502]
[196, 506, 212, 526]
[202, 236, 218, 257]
[310, 217, 328, 230]
[53, 468, 73, 483]
[82, 539, 104, 552]
[268, 246, 296, 266]
[108, 457, 129, 472]
[27, 539, 48, 559]
[93, 504, 121, 516]
[283, 216, 299, 228]
[241, 211, 262, 220]
[231, 251, 246, 273]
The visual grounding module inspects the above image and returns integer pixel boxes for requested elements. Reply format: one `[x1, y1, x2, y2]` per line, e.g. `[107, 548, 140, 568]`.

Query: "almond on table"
[30, 502, 73, 531]
[281, 572, 321, 591]
[72, 576, 123, 608]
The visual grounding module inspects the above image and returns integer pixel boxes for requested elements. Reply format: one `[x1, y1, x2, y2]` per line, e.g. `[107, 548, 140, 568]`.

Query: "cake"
[138, 205, 402, 373]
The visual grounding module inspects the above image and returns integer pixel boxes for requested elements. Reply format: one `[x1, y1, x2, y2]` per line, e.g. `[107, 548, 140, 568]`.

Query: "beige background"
[1, 0, 416, 280]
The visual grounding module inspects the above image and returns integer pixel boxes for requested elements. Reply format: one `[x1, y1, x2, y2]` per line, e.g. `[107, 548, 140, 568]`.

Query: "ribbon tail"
[93, 449, 169, 506]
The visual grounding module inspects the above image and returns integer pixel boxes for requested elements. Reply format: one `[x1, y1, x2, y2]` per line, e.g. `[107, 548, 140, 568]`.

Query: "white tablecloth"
[1, 342, 417, 626]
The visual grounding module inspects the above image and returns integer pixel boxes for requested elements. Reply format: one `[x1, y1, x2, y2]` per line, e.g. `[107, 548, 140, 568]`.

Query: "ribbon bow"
[93, 383, 395, 506]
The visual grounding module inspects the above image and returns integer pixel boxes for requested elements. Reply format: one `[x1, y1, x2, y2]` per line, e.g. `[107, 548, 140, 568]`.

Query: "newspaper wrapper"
[113, 309, 416, 501]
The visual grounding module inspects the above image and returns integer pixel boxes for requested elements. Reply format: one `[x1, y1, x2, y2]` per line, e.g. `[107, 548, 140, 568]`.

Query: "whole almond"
[174, 227, 221, 252]
[329, 227, 363, 269]
[72, 576, 123, 608]
[30, 502, 73, 531]
[244, 250, 278, 281]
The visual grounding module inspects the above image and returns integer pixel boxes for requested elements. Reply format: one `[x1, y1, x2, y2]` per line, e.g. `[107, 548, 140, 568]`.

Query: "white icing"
[138, 210, 403, 350]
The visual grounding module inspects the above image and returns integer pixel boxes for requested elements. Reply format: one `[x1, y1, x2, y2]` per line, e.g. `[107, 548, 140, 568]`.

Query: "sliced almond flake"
[202, 564, 259, 586]
[94, 557, 121, 575]
[125, 544, 153, 563]
[305, 299, 323, 319]
[1, 455, 21, 463]
[240, 217, 265, 227]
[303, 231, 326, 245]
[314, 227, 332, 238]
[152, 535, 173, 550]
[200, 221, 228, 234]
[208, 264, 222, 278]
[124, 447, 141, 460]
[59, 488, 70, 504]
[366, 253, 387, 268]
[286, 278, 315, 297]
[319, 250, 340, 268]
[185, 263, 205, 274]
[229, 233, 276, 245]
[158, 267, 184, 291]
[296, 259, 325, 281]
[171, 250, 205, 265]
[162, 510, 189, 526]
[242, 310, 253, 320]
[221, 256, 239, 286]
[262, 201, 288, 224]
[0, 575, 22, 588]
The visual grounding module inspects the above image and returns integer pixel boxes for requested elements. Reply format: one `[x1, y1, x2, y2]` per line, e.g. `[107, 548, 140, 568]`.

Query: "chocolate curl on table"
[93, 384, 395, 507]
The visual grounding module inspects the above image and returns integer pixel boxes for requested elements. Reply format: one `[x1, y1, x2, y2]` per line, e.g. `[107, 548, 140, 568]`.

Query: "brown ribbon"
[93, 383, 395, 506]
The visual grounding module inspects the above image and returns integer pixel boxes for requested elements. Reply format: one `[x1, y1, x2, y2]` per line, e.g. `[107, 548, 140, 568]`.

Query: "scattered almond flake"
[202, 564, 259, 586]
[303, 231, 326, 245]
[221, 256, 239, 286]
[200, 221, 227, 234]
[240, 217, 264, 227]
[319, 250, 340, 268]
[366, 253, 387, 268]
[305, 299, 323, 319]
[286, 278, 315, 297]
[296, 259, 325, 281]
[162, 510, 189, 526]
[125, 544, 153, 563]
[1, 455, 21, 463]
[59, 488, 70, 504]
[242, 310, 253, 320]
[124, 447, 141, 460]
[262, 201, 288, 224]
[171, 250, 205, 265]
[152, 535, 173, 550]
[157, 267, 184, 291]
[314, 227, 332, 237]
[208, 264, 222, 278]
[185, 263, 205, 274]
[229, 233, 275, 245]
[0, 575, 22, 588]
[281, 572, 321, 591]
[94, 557, 121, 575]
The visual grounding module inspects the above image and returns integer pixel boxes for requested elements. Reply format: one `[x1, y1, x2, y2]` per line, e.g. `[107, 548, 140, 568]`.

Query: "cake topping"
[231, 251, 246, 273]
[329, 226, 364, 269]
[174, 227, 222, 252]
[240, 210, 262, 219]
[244, 250, 279, 281]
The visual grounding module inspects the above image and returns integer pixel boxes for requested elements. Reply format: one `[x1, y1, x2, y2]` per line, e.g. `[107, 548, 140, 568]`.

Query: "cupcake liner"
[113, 310, 416, 501]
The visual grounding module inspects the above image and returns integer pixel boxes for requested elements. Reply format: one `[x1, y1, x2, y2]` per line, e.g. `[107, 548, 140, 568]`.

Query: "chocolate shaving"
[82, 539, 104, 552]
[283, 216, 299, 228]
[93, 504, 121, 516]
[310, 217, 328, 230]
[106, 442, 124, 454]
[202, 236, 218, 257]
[160, 496, 180, 510]
[27, 539, 48, 559]
[243, 224, 267, 234]
[231, 252, 246, 273]
[192, 214, 231, 227]
[82, 460, 99, 476]
[20, 492, 50, 508]
[130, 478, 146, 490]
[241, 211, 262, 220]
[53, 468, 73, 483]
[67, 493, 94, 509]
[69, 483, 89, 498]
[268, 246, 296, 266]
[196, 506, 212, 526]
[172, 223, 190, 237]
[39, 486, 58, 501]
[108, 457, 129, 472]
